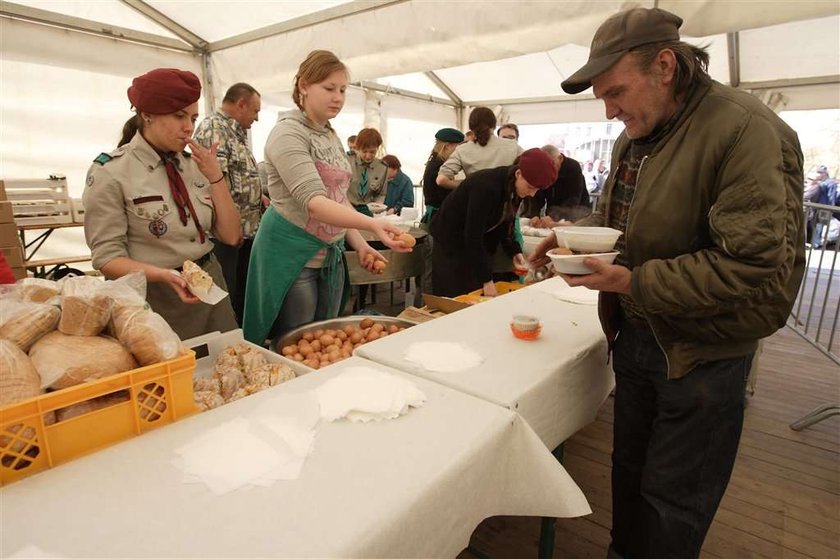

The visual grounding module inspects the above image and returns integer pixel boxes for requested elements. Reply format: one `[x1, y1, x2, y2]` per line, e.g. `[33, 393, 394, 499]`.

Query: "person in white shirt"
[436, 107, 522, 190]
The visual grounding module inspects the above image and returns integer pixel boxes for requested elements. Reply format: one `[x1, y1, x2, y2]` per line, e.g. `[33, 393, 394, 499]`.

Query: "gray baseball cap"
[561, 7, 683, 94]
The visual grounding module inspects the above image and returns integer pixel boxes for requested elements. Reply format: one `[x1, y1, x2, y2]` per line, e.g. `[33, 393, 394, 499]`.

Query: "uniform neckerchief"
[359, 166, 369, 197]
[162, 153, 206, 244]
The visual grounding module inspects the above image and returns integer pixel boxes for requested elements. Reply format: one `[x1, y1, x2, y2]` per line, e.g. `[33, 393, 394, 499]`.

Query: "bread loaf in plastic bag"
[55, 391, 131, 422]
[111, 305, 182, 366]
[58, 276, 114, 336]
[0, 299, 60, 352]
[0, 339, 41, 406]
[30, 331, 138, 390]
[16, 277, 60, 303]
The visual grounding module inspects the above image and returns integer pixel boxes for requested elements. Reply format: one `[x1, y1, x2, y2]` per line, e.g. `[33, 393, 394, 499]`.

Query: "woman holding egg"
[243, 50, 409, 346]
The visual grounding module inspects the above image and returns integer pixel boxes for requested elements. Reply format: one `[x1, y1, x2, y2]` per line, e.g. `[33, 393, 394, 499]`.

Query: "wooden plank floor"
[457, 326, 840, 559]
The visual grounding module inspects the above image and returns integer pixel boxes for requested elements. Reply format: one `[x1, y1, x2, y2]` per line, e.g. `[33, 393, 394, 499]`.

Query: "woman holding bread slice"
[83, 68, 241, 340]
[243, 50, 410, 348]
[430, 148, 557, 297]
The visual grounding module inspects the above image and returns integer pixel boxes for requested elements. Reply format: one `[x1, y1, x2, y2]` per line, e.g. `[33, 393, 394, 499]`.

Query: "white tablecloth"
[356, 278, 615, 450]
[1, 357, 590, 559]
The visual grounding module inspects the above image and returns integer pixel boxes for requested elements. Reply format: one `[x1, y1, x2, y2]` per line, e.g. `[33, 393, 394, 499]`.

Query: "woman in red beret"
[82, 68, 241, 340]
[429, 148, 557, 297]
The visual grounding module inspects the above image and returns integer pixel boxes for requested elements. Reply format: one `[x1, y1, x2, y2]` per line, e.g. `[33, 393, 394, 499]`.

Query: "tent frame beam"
[467, 93, 598, 107]
[464, 75, 838, 109]
[119, 0, 207, 50]
[424, 71, 463, 106]
[741, 75, 840, 90]
[352, 81, 459, 108]
[208, 0, 407, 52]
[0, 0, 193, 52]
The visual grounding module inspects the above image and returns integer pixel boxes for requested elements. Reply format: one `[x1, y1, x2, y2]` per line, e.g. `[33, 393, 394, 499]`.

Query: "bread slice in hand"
[182, 260, 213, 296]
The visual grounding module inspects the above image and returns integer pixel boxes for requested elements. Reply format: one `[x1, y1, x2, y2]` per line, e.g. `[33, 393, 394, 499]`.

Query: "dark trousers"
[609, 318, 752, 559]
[212, 237, 253, 326]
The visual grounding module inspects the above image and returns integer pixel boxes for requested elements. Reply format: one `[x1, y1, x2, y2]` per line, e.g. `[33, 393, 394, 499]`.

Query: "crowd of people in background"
[79, 55, 837, 349]
[80, 50, 605, 346]
[804, 164, 839, 248]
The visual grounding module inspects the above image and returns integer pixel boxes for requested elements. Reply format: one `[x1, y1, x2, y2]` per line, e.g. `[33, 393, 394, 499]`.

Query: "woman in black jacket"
[430, 148, 557, 297]
[421, 127, 465, 225]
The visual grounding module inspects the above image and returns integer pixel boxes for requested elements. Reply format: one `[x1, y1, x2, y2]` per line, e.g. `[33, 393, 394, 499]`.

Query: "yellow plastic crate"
[0, 351, 196, 486]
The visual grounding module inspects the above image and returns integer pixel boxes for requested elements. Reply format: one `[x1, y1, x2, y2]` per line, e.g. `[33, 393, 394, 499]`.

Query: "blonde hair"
[428, 139, 456, 164]
[292, 50, 348, 110]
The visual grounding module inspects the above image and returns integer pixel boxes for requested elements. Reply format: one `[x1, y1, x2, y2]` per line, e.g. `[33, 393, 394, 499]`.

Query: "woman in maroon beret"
[429, 148, 557, 297]
[82, 68, 241, 340]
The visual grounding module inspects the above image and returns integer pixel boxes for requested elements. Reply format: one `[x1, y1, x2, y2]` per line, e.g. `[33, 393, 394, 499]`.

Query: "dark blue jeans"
[609, 318, 751, 559]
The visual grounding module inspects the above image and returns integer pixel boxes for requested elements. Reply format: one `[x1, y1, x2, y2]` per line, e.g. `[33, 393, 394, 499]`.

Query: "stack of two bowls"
[546, 227, 623, 275]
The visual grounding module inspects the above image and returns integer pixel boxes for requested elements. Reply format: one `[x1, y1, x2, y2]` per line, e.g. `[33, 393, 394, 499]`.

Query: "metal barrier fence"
[791, 201, 840, 363]
[788, 201, 839, 430]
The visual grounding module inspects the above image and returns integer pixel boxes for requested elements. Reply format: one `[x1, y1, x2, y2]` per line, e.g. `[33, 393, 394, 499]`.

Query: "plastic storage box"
[186, 329, 310, 380]
[0, 351, 196, 486]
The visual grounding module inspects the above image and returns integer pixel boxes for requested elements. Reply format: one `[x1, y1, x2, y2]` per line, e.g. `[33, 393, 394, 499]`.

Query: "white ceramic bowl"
[547, 249, 619, 275]
[367, 202, 387, 214]
[553, 226, 622, 253]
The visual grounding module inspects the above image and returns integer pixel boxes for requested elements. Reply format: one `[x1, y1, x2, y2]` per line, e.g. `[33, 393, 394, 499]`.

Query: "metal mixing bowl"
[274, 315, 418, 353]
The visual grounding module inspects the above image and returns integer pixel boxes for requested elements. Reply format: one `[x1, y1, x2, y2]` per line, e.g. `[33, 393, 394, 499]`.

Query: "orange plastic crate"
[455, 281, 524, 303]
[0, 351, 196, 485]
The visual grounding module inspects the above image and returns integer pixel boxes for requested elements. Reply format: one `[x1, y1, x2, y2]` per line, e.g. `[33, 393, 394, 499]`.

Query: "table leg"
[537, 443, 565, 559]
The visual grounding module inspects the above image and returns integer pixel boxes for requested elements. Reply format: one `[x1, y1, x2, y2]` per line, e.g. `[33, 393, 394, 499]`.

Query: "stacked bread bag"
[0, 273, 184, 420]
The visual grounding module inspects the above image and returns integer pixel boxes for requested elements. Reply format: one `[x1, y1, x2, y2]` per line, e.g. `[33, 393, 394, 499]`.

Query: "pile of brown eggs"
[279, 318, 408, 369]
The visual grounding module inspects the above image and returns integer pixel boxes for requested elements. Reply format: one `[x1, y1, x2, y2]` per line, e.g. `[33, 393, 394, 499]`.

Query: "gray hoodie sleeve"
[264, 119, 326, 211]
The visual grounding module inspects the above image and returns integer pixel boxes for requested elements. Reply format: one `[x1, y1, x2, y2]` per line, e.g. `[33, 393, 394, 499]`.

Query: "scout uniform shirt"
[346, 155, 388, 206]
[83, 131, 215, 272]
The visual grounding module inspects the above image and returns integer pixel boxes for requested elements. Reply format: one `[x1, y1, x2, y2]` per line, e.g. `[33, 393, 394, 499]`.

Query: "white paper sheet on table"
[172, 392, 318, 494]
[531, 282, 599, 305]
[403, 341, 483, 372]
[316, 366, 426, 422]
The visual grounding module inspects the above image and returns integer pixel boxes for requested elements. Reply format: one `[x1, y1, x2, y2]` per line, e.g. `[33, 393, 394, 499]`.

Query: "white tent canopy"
[1, 0, 839, 194]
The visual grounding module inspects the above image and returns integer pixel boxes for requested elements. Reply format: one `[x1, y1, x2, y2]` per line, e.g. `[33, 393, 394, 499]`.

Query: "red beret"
[518, 148, 558, 190]
[127, 68, 201, 114]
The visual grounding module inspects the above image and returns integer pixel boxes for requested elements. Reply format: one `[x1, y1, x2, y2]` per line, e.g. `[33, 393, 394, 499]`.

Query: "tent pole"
[727, 32, 740, 88]
[201, 52, 217, 119]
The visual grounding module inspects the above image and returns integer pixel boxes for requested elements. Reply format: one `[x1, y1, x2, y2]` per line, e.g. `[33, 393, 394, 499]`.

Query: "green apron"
[243, 208, 349, 345]
[513, 214, 525, 284]
[421, 204, 438, 225]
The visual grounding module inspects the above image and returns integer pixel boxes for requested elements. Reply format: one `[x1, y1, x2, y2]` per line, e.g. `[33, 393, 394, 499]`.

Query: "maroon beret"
[518, 148, 558, 190]
[127, 68, 201, 114]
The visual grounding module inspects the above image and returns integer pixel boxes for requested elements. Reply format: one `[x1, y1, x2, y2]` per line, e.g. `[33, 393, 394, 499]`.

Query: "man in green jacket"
[532, 7, 805, 558]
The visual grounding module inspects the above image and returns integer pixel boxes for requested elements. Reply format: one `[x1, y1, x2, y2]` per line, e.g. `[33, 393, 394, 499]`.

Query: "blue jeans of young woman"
[271, 265, 345, 342]
[608, 317, 752, 559]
